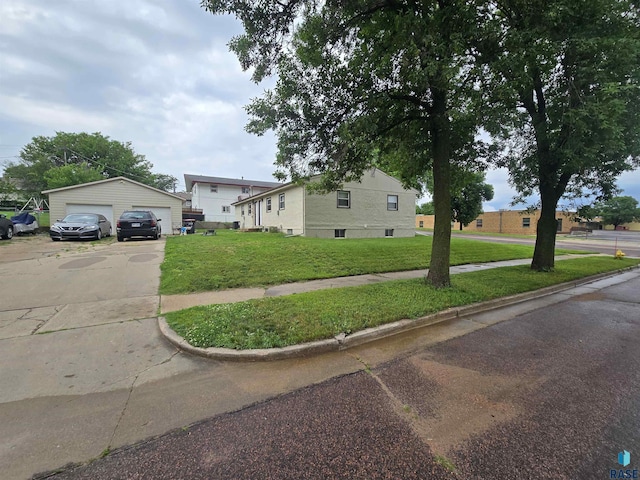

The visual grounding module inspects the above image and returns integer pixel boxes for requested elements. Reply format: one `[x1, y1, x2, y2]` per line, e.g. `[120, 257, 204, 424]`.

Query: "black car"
[49, 213, 112, 241]
[117, 210, 161, 241]
[0, 214, 13, 240]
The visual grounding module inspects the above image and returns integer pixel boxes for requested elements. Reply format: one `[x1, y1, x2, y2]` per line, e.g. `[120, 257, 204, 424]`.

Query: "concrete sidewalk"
[160, 254, 599, 313]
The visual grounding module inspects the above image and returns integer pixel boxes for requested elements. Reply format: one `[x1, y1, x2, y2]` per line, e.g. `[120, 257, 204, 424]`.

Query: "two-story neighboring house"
[184, 174, 282, 223]
[233, 168, 419, 238]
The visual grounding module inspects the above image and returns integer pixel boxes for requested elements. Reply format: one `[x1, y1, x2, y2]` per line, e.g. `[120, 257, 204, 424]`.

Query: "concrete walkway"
[160, 254, 599, 313]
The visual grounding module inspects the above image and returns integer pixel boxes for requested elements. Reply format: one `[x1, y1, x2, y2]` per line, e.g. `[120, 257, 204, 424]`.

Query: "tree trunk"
[531, 196, 558, 271]
[426, 88, 452, 288]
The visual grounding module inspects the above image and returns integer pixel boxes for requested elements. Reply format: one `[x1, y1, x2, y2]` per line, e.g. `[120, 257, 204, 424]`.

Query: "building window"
[279, 193, 285, 210]
[522, 217, 531, 228]
[419, 220, 424, 228]
[335, 229, 346, 238]
[222, 205, 231, 213]
[286, 229, 293, 235]
[557, 218, 562, 232]
[387, 195, 398, 211]
[248, 203, 252, 215]
[385, 229, 394, 237]
[266, 197, 272, 212]
[210, 185, 218, 193]
[241, 186, 250, 194]
[476, 219, 483, 228]
[337, 190, 350, 208]
[241, 206, 245, 216]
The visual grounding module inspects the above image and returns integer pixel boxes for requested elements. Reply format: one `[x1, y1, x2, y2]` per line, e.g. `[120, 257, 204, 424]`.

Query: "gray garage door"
[66, 204, 114, 228]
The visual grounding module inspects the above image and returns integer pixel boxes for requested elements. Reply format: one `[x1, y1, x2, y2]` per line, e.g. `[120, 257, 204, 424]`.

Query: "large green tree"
[204, 0, 491, 287]
[597, 196, 640, 229]
[5, 132, 177, 195]
[482, 0, 640, 270]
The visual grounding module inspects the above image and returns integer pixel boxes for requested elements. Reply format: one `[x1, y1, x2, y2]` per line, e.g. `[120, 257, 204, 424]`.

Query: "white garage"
[43, 177, 184, 233]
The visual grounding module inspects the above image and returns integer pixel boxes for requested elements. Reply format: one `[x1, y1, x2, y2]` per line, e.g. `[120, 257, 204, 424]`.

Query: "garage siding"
[45, 178, 183, 232]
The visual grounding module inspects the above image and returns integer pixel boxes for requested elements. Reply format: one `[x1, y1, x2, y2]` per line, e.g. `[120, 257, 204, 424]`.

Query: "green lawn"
[165, 256, 640, 350]
[159, 230, 586, 295]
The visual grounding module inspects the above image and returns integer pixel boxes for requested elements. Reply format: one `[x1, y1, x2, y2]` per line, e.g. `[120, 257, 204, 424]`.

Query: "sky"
[1, 0, 638, 210]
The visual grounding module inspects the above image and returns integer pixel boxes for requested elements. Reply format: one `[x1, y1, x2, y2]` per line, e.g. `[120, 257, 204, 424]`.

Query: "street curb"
[158, 265, 639, 361]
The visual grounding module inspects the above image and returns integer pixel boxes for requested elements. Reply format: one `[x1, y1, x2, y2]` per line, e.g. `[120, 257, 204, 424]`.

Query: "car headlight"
[51, 225, 62, 231]
[80, 225, 98, 231]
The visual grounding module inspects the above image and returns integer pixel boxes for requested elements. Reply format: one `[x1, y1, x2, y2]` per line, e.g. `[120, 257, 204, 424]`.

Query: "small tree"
[451, 173, 494, 230]
[416, 202, 435, 215]
[598, 196, 640, 229]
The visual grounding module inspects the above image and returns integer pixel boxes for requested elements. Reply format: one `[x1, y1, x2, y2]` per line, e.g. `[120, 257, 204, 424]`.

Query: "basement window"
[385, 229, 394, 237]
[335, 229, 346, 238]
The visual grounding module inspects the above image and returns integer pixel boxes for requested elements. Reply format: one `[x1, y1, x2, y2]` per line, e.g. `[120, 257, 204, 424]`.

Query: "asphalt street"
[45, 273, 640, 480]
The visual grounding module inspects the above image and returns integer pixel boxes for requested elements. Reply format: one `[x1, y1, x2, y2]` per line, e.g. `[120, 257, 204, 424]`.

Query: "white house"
[233, 169, 419, 238]
[184, 174, 282, 223]
[43, 176, 184, 230]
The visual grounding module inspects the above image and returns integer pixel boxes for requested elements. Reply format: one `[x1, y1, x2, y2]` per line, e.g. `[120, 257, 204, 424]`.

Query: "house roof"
[184, 174, 282, 192]
[42, 176, 185, 201]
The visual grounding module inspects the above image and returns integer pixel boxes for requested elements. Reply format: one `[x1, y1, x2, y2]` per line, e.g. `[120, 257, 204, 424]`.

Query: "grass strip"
[164, 256, 639, 350]
[159, 230, 586, 294]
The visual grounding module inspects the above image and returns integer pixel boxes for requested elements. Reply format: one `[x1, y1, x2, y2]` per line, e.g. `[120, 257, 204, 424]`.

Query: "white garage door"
[66, 204, 114, 228]
[132, 206, 172, 233]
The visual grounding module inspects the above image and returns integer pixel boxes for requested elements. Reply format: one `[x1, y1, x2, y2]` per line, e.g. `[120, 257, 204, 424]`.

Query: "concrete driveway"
[0, 235, 364, 479]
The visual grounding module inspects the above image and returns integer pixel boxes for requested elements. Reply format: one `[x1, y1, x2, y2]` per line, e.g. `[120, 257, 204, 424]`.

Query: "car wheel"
[96, 229, 102, 240]
[2, 226, 13, 240]
[108, 227, 112, 237]
[52, 237, 60, 242]
[117, 236, 124, 242]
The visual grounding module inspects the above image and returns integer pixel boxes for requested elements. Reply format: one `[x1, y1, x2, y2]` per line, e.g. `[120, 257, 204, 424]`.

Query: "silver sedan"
[49, 213, 112, 241]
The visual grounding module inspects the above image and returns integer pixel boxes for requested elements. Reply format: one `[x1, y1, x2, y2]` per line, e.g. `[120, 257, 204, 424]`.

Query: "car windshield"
[62, 214, 98, 223]
[121, 212, 150, 220]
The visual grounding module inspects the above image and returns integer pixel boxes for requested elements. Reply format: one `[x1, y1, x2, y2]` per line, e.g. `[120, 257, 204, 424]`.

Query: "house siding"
[234, 169, 417, 238]
[45, 178, 183, 230]
[192, 183, 276, 223]
[304, 171, 416, 238]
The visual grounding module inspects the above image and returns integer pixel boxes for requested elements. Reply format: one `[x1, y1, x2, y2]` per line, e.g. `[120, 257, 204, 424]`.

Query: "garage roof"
[42, 176, 185, 200]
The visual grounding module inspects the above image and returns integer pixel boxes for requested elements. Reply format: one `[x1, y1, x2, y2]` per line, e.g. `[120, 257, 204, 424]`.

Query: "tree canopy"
[451, 173, 494, 229]
[204, 0, 492, 287]
[482, 0, 640, 270]
[4, 132, 177, 195]
[597, 196, 640, 228]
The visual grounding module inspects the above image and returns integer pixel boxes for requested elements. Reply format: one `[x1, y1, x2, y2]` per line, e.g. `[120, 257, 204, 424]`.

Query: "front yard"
[159, 230, 585, 295]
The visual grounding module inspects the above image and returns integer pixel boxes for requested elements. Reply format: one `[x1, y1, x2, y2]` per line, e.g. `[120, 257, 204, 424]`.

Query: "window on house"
[266, 197, 272, 212]
[335, 229, 346, 238]
[387, 195, 398, 211]
[248, 203, 252, 215]
[241, 206, 245, 216]
[279, 193, 285, 210]
[557, 218, 562, 232]
[222, 206, 231, 213]
[385, 229, 394, 237]
[476, 219, 483, 228]
[210, 185, 218, 193]
[523, 217, 531, 227]
[419, 221, 424, 228]
[241, 186, 250, 194]
[337, 190, 351, 208]
[287, 229, 293, 235]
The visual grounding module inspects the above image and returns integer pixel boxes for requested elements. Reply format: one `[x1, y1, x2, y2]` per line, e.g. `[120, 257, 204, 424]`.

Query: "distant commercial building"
[416, 209, 582, 235]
